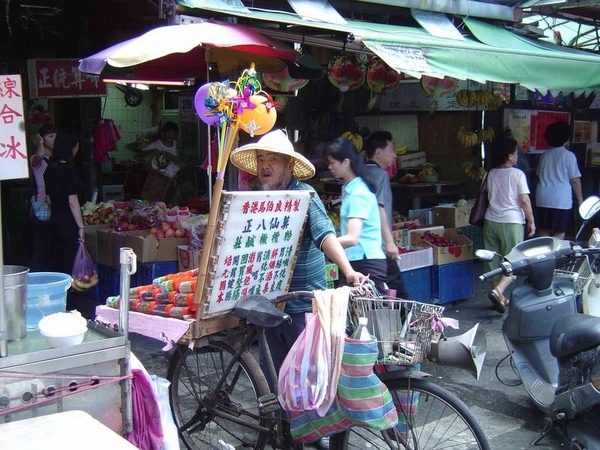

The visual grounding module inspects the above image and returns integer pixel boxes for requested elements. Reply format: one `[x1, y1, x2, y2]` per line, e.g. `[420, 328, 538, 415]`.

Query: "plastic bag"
[150, 375, 180, 450]
[278, 312, 329, 412]
[71, 242, 99, 291]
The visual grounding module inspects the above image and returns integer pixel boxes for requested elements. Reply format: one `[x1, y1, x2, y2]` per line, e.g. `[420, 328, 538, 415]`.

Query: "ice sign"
[0, 74, 28, 181]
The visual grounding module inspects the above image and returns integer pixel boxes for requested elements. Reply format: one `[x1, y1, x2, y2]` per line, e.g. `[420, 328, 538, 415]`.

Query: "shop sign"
[202, 190, 311, 317]
[27, 59, 107, 99]
[0, 74, 29, 181]
[178, 93, 196, 123]
[504, 108, 570, 153]
[380, 79, 485, 112]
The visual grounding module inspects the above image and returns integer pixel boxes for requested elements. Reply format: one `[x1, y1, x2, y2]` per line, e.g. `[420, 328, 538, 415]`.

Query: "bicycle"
[166, 288, 492, 450]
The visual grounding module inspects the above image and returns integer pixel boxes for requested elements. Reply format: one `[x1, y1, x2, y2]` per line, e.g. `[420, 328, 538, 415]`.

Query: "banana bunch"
[477, 127, 496, 143]
[456, 90, 505, 110]
[463, 162, 486, 181]
[457, 127, 479, 147]
[340, 131, 363, 152]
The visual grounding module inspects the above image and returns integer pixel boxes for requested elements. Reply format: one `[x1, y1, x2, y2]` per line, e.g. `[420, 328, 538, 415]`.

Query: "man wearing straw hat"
[231, 129, 365, 449]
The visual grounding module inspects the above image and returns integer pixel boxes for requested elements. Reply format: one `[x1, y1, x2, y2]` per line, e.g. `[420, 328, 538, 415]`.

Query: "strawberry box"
[394, 226, 443, 249]
[410, 228, 473, 265]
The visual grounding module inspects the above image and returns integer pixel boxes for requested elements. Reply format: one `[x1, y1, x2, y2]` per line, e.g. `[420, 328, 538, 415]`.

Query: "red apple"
[171, 220, 181, 230]
[174, 228, 185, 238]
[155, 229, 165, 239]
[165, 228, 175, 238]
[161, 222, 171, 232]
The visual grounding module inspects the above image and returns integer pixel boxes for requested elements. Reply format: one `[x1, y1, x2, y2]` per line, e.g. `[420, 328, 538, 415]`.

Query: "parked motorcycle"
[476, 196, 600, 448]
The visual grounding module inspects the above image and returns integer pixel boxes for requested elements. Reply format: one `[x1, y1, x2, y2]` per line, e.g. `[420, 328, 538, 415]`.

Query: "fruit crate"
[403, 266, 433, 303]
[432, 260, 474, 304]
[397, 247, 433, 272]
[138, 261, 179, 286]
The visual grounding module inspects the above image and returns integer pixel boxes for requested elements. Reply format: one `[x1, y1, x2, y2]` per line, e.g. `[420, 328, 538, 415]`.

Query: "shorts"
[537, 207, 572, 233]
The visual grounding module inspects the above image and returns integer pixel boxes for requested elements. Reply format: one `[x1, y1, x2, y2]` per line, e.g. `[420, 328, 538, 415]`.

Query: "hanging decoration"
[328, 55, 365, 92]
[420, 75, 459, 112]
[262, 66, 309, 92]
[193, 63, 278, 180]
[364, 57, 401, 110]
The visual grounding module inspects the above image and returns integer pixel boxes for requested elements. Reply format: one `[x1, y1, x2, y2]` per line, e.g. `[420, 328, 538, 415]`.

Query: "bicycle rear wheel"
[168, 339, 273, 450]
[329, 377, 491, 449]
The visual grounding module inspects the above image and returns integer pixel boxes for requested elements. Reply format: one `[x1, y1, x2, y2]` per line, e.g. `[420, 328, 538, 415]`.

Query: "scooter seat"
[550, 313, 600, 358]
[234, 294, 291, 328]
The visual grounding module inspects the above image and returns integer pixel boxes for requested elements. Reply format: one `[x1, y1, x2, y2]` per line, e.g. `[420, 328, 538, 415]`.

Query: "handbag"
[31, 196, 51, 221]
[468, 172, 489, 227]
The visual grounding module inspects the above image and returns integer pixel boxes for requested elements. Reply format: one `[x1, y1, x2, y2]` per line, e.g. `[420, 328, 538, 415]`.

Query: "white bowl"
[38, 311, 88, 348]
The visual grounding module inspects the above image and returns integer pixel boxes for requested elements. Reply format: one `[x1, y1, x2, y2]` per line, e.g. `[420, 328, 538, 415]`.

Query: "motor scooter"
[476, 196, 600, 448]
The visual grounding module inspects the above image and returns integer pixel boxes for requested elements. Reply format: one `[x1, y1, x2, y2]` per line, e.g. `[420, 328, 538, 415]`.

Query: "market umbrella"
[78, 21, 299, 80]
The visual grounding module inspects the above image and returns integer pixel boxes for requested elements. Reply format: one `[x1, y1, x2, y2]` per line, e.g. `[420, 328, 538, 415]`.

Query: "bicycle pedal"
[258, 393, 280, 413]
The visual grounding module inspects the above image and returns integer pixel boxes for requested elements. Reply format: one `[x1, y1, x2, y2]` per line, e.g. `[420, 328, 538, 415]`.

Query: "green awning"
[176, 1, 600, 94]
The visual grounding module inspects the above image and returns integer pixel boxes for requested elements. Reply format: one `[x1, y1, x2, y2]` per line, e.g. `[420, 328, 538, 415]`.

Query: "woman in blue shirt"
[324, 138, 387, 294]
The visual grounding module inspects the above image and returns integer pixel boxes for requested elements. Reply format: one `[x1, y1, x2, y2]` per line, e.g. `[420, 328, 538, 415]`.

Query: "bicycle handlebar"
[271, 291, 314, 305]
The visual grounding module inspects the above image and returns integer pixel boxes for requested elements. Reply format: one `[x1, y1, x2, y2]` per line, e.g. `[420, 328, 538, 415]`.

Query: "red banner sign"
[27, 59, 107, 98]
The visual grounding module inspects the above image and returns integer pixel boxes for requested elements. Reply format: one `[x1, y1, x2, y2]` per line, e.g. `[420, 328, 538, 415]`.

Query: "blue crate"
[458, 225, 484, 253]
[97, 264, 139, 302]
[403, 266, 433, 303]
[432, 260, 474, 304]
[138, 261, 179, 286]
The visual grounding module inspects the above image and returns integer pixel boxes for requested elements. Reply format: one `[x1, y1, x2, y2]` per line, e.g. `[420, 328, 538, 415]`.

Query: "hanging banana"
[339, 131, 363, 152]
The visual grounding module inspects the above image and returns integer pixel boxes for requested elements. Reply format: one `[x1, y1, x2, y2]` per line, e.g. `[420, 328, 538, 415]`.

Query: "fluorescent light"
[103, 78, 187, 86]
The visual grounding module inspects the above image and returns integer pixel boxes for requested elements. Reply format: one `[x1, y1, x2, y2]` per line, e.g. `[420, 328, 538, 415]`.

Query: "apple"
[149, 227, 158, 236]
[161, 222, 171, 232]
[128, 223, 137, 231]
[171, 220, 181, 230]
[174, 228, 185, 238]
[155, 229, 165, 239]
[165, 228, 175, 238]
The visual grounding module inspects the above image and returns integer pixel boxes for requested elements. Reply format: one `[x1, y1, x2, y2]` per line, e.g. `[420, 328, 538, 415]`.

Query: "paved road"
[129, 261, 565, 449]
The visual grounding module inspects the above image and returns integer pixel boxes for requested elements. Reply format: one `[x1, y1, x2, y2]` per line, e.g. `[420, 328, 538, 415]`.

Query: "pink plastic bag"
[71, 242, 99, 291]
[278, 312, 330, 412]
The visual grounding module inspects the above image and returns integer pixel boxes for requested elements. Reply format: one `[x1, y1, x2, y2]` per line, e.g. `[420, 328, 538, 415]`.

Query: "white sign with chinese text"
[202, 190, 312, 317]
[0, 75, 29, 180]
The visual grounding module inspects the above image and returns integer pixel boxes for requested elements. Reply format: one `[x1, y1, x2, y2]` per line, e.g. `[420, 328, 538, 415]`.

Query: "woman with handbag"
[483, 137, 536, 313]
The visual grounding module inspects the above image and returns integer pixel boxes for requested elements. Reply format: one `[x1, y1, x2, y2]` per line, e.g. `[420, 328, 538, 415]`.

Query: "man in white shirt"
[143, 121, 179, 157]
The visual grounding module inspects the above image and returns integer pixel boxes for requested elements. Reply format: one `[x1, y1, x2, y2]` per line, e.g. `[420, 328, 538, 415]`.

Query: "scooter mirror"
[579, 195, 600, 220]
[475, 249, 496, 261]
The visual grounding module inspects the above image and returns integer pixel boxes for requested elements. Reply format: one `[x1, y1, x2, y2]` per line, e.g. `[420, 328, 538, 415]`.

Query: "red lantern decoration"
[262, 67, 309, 92]
[365, 59, 400, 94]
[328, 55, 365, 92]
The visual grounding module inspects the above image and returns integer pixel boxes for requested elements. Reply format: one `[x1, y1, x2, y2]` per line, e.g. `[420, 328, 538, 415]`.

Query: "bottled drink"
[352, 317, 372, 341]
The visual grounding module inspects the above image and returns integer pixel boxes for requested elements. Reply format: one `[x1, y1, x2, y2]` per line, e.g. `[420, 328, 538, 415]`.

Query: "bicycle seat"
[235, 295, 291, 328]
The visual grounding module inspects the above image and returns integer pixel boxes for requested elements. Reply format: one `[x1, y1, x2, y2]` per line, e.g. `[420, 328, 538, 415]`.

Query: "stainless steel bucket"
[3, 265, 29, 341]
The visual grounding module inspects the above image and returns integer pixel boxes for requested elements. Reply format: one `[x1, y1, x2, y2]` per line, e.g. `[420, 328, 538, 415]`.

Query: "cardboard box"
[97, 229, 132, 270]
[393, 226, 443, 249]
[84, 224, 110, 263]
[432, 200, 475, 228]
[410, 228, 473, 265]
[123, 233, 188, 263]
[178, 244, 201, 272]
[397, 151, 426, 168]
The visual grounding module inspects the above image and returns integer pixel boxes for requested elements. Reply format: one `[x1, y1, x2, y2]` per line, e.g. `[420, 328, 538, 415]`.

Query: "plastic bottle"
[352, 317, 372, 341]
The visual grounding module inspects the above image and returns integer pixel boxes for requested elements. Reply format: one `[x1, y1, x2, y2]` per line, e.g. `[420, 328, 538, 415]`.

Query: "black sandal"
[488, 289, 506, 314]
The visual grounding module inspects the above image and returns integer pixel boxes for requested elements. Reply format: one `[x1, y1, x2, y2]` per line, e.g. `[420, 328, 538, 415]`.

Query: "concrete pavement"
[127, 260, 565, 449]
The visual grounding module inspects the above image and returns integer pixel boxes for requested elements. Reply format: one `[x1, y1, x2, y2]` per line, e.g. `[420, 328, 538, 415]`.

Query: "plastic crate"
[398, 247, 433, 271]
[403, 266, 433, 303]
[432, 260, 474, 304]
[138, 261, 179, 286]
[458, 225, 484, 253]
[97, 264, 139, 301]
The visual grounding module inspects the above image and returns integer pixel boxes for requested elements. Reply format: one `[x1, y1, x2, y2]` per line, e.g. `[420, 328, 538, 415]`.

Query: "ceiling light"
[102, 78, 187, 86]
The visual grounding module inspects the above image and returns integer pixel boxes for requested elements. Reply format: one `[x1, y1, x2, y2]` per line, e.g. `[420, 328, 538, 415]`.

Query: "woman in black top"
[44, 131, 85, 275]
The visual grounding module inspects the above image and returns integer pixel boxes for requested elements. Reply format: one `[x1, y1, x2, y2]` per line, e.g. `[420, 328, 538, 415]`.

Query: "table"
[0, 410, 137, 450]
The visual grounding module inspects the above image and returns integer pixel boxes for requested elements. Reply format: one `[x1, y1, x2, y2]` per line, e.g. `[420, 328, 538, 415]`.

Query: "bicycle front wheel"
[329, 377, 491, 450]
[168, 339, 273, 450]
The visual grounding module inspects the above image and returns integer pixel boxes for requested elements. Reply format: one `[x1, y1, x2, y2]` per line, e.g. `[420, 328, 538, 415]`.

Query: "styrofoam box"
[409, 208, 433, 226]
[397, 151, 427, 168]
[397, 247, 433, 272]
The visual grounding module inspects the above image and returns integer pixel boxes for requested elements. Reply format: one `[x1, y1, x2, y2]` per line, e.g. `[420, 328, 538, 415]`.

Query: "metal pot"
[3, 265, 29, 341]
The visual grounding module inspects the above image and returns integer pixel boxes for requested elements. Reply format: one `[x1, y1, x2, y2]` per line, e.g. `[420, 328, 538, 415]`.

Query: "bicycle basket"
[555, 255, 592, 296]
[349, 296, 444, 365]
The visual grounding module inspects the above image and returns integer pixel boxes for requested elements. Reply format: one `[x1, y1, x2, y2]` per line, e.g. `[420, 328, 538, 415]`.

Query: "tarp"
[176, 1, 600, 94]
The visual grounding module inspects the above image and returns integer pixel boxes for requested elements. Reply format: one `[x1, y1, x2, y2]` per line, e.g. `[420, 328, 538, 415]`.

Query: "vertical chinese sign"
[0, 75, 28, 180]
[202, 190, 312, 317]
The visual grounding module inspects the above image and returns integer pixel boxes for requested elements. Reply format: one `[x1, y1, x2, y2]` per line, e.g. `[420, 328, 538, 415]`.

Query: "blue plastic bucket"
[26, 272, 72, 330]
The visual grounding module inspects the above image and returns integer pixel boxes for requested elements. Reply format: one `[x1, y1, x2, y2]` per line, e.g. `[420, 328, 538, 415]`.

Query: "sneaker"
[312, 436, 329, 450]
